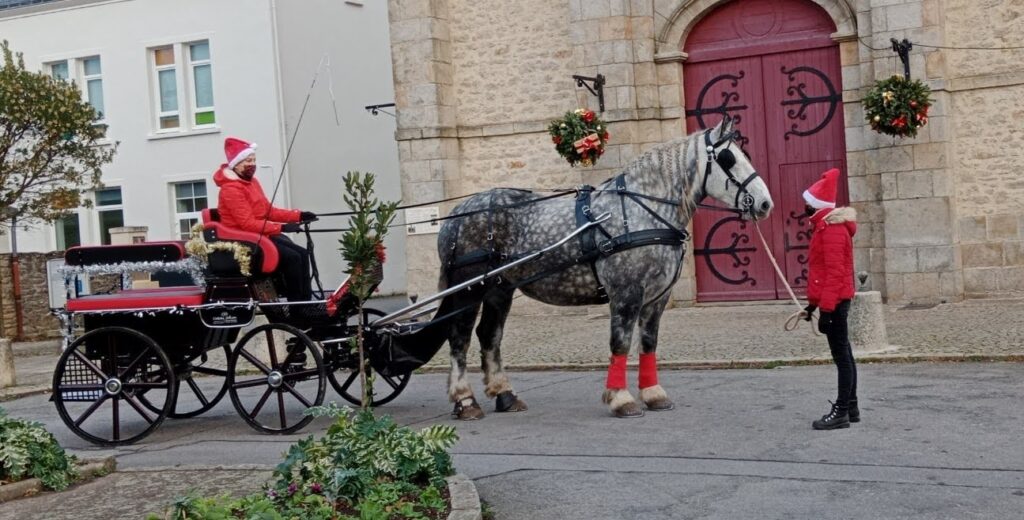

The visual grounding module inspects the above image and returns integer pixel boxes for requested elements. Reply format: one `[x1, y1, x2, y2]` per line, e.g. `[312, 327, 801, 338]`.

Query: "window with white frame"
[47, 56, 106, 128]
[95, 187, 124, 245]
[55, 212, 81, 250]
[150, 40, 216, 132]
[172, 181, 208, 239]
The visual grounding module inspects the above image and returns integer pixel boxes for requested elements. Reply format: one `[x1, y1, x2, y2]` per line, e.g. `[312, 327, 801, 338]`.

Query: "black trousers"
[270, 234, 311, 301]
[819, 299, 858, 407]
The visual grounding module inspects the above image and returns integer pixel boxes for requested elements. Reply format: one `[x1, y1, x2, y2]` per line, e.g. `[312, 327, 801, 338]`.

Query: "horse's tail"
[436, 210, 463, 291]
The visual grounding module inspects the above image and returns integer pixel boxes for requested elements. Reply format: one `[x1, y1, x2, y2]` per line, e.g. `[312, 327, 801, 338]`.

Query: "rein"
[752, 222, 819, 334]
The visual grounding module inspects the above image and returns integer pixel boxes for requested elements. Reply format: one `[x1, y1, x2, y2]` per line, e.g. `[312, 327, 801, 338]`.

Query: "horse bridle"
[700, 129, 760, 214]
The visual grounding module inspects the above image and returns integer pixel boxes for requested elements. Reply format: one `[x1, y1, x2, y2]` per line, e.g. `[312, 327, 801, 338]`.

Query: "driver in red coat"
[801, 167, 860, 431]
[213, 137, 316, 301]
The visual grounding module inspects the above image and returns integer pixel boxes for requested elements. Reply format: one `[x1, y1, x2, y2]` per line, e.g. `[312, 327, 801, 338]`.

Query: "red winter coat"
[806, 207, 857, 312]
[213, 166, 299, 235]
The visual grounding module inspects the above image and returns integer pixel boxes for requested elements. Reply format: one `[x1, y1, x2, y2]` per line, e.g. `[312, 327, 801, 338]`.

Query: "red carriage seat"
[65, 286, 205, 312]
[201, 208, 279, 274]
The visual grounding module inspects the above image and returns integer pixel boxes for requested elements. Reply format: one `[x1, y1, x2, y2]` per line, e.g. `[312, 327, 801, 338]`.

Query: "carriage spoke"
[282, 368, 320, 381]
[193, 366, 228, 377]
[277, 391, 287, 429]
[233, 378, 270, 390]
[339, 370, 359, 394]
[249, 387, 274, 419]
[123, 382, 168, 390]
[281, 381, 313, 409]
[118, 345, 153, 380]
[186, 377, 210, 407]
[71, 350, 109, 380]
[73, 394, 110, 427]
[381, 375, 401, 391]
[123, 395, 156, 425]
[238, 349, 273, 375]
[111, 397, 120, 441]
[265, 330, 280, 367]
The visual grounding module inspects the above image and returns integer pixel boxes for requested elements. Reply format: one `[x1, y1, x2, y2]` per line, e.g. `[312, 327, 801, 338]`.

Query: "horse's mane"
[615, 133, 700, 218]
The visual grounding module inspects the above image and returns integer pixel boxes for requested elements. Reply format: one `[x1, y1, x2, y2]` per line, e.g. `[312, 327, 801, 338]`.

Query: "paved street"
[2, 363, 1023, 519]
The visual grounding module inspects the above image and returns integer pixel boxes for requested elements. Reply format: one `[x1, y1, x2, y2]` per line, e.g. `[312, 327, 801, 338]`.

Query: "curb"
[0, 456, 116, 503]
[446, 473, 482, 520]
[416, 352, 1024, 373]
[0, 384, 51, 402]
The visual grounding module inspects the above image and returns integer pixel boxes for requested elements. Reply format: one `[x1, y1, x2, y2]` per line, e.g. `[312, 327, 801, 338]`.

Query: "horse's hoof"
[495, 391, 528, 412]
[640, 385, 675, 411]
[645, 398, 675, 411]
[613, 401, 645, 418]
[604, 389, 644, 418]
[453, 397, 485, 421]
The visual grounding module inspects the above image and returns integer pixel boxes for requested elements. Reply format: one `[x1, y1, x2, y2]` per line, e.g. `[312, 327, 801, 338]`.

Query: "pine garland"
[863, 75, 933, 138]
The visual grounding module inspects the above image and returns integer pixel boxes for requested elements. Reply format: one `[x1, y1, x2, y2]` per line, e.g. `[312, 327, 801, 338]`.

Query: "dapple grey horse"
[436, 116, 773, 419]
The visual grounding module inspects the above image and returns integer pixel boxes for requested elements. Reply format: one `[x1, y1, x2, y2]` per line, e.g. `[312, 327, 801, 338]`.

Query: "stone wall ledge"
[396, 109, 684, 141]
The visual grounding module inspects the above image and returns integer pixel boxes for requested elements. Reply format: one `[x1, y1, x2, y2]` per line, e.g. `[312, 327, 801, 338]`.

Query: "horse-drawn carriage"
[52, 205, 605, 445]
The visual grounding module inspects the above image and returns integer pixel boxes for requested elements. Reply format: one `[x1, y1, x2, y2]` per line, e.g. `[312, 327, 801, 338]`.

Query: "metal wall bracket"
[890, 38, 913, 79]
[572, 74, 606, 113]
[365, 103, 396, 116]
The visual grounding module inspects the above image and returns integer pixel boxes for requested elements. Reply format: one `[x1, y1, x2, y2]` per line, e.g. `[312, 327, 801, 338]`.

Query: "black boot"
[812, 401, 850, 430]
[848, 399, 860, 423]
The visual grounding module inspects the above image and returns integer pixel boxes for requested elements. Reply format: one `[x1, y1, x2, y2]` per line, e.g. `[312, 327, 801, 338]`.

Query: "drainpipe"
[9, 215, 23, 340]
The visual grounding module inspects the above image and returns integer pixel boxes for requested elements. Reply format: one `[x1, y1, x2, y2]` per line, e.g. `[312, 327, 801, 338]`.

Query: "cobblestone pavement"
[421, 297, 1024, 368]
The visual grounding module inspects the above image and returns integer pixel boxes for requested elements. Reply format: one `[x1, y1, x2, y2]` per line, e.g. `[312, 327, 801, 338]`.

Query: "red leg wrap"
[605, 354, 628, 389]
[639, 353, 658, 389]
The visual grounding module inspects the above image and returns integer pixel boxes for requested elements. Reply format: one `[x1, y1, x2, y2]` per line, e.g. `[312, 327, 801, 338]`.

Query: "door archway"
[683, 0, 849, 302]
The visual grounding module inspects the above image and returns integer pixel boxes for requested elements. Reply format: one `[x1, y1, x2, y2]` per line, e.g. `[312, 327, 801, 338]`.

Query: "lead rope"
[752, 222, 819, 334]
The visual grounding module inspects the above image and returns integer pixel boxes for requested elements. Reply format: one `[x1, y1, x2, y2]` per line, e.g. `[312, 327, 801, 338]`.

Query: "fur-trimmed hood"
[811, 206, 857, 236]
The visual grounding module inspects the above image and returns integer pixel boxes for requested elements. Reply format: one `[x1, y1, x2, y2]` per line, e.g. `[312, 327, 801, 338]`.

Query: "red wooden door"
[683, 0, 847, 302]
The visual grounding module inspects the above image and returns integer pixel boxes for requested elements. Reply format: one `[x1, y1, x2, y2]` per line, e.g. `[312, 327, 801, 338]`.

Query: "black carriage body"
[80, 312, 239, 365]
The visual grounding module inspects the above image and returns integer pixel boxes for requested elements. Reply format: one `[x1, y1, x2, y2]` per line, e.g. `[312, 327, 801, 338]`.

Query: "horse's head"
[700, 116, 773, 220]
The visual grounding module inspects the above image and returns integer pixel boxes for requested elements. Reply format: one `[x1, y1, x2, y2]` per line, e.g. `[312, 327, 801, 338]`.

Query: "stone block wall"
[0, 252, 63, 340]
[944, 0, 1024, 298]
[389, 0, 1023, 306]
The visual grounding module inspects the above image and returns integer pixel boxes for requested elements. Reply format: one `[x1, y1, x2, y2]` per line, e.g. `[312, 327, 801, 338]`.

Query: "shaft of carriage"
[369, 212, 611, 328]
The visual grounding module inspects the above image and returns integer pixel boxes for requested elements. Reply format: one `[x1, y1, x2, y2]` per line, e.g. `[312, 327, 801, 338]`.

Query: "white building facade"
[0, 0, 406, 293]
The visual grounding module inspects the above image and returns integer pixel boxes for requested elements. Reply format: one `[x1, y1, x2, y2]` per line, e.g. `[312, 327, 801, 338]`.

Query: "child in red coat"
[801, 168, 860, 430]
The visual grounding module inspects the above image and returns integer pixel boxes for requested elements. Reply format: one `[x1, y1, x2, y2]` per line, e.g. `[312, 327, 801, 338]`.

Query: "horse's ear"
[717, 114, 735, 140]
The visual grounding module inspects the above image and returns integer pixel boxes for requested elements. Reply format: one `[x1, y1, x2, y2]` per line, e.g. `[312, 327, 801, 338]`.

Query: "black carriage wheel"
[138, 345, 231, 419]
[327, 308, 412, 407]
[52, 327, 176, 446]
[228, 323, 325, 434]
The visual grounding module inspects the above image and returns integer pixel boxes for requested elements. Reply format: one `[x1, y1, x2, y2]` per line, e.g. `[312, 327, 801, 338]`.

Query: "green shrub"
[152, 405, 458, 519]
[0, 407, 79, 491]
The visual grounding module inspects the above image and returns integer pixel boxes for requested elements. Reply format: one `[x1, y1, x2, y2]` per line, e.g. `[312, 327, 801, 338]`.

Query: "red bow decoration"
[574, 133, 601, 155]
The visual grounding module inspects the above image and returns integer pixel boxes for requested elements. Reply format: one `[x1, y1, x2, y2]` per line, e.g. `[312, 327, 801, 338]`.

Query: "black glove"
[299, 211, 318, 222]
[802, 304, 817, 322]
[281, 223, 302, 233]
[817, 311, 832, 334]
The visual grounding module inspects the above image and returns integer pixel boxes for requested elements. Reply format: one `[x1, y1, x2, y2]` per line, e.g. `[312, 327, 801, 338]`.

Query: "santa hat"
[803, 168, 840, 209]
[224, 137, 257, 169]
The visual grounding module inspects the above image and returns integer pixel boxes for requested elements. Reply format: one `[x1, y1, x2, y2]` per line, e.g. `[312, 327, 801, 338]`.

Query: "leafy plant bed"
[151, 405, 464, 519]
[0, 457, 115, 502]
[0, 407, 81, 495]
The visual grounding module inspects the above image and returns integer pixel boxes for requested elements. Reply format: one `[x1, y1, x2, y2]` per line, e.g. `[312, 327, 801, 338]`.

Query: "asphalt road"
[2, 363, 1023, 519]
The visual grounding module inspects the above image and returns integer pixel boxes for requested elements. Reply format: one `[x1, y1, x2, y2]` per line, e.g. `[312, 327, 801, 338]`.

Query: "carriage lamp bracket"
[572, 74, 606, 113]
[365, 103, 396, 117]
[890, 38, 913, 79]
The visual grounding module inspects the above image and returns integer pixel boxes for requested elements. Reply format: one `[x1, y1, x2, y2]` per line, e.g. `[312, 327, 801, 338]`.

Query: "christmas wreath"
[863, 75, 932, 138]
[548, 108, 610, 167]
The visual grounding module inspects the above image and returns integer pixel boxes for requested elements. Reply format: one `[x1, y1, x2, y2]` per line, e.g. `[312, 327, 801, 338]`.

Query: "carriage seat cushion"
[66, 286, 205, 312]
[200, 208, 279, 273]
